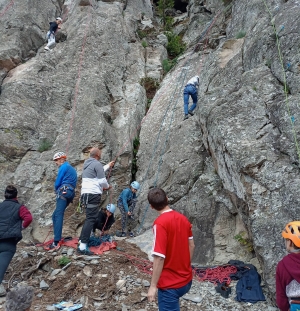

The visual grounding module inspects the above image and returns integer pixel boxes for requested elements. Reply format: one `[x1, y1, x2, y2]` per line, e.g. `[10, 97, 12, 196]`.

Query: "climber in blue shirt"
[117, 181, 140, 237]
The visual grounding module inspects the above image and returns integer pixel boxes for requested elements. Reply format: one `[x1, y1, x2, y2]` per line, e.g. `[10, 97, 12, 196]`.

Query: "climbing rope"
[262, 0, 300, 162]
[193, 265, 237, 285]
[0, 0, 14, 18]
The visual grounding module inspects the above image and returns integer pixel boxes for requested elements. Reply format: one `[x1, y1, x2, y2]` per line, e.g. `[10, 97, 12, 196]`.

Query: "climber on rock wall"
[44, 17, 62, 51]
[183, 75, 199, 121]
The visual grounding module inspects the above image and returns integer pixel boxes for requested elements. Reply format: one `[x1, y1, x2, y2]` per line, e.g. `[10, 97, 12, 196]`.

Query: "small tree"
[157, 0, 174, 30]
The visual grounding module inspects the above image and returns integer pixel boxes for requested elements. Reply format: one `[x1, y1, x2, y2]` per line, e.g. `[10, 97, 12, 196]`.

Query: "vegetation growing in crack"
[234, 231, 254, 253]
[132, 136, 140, 179]
[38, 138, 53, 152]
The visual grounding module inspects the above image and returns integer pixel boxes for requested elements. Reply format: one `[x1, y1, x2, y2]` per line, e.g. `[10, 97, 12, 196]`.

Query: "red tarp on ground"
[41, 237, 117, 255]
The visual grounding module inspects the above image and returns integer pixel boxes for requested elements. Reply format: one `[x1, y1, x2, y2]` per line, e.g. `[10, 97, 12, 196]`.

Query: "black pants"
[79, 207, 100, 244]
[0, 239, 17, 283]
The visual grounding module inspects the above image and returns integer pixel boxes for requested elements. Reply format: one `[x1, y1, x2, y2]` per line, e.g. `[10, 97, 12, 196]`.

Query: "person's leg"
[0, 241, 17, 284]
[52, 196, 68, 244]
[188, 88, 198, 112]
[183, 87, 190, 115]
[79, 206, 99, 244]
[157, 281, 192, 311]
[118, 202, 127, 233]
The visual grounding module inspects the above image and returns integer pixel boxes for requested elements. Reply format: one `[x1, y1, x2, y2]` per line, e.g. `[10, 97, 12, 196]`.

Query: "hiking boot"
[0, 284, 6, 297]
[77, 247, 95, 256]
[183, 114, 189, 120]
[215, 283, 231, 298]
[188, 110, 194, 116]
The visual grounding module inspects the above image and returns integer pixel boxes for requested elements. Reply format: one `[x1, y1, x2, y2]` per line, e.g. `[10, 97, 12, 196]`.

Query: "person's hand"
[127, 211, 131, 216]
[103, 185, 112, 190]
[147, 285, 157, 302]
[108, 161, 115, 168]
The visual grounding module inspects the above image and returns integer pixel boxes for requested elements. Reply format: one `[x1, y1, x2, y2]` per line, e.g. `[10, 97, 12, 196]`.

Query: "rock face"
[136, 0, 300, 303]
[1, 0, 300, 304]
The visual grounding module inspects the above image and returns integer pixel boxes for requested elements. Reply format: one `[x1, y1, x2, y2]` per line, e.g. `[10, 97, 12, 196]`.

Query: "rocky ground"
[0, 230, 279, 311]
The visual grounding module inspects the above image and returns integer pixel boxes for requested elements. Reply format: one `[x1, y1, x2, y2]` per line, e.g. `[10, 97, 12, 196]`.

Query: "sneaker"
[183, 114, 189, 120]
[188, 110, 194, 116]
[77, 247, 95, 256]
[129, 232, 134, 237]
[49, 242, 59, 250]
[44, 46, 50, 51]
[0, 284, 6, 297]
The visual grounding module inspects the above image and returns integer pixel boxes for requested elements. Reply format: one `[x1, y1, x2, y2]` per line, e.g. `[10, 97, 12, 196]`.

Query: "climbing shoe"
[183, 114, 189, 120]
[188, 110, 194, 116]
[44, 46, 50, 51]
[215, 282, 231, 298]
[129, 232, 134, 237]
[77, 247, 95, 256]
[128, 215, 135, 220]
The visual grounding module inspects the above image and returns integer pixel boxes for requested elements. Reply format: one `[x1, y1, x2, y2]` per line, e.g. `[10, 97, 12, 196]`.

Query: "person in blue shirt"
[50, 152, 77, 249]
[117, 181, 140, 237]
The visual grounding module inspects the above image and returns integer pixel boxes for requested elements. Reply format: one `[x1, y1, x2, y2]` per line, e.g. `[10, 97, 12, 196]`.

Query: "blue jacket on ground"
[118, 188, 136, 212]
[54, 162, 77, 191]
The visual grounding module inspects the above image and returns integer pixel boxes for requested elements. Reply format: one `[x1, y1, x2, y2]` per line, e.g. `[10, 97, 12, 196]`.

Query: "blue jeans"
[158, 280, 192, 311]
[183, 85, 198, 115]
[52, 186, 75, 243]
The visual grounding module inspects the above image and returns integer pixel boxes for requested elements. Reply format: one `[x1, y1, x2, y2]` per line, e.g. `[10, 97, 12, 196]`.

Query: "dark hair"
[147, 188, 168, 211]
[4, 185, 18, 199]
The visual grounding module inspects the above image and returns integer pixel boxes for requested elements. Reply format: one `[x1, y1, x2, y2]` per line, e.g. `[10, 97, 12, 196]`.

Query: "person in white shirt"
[183, 75, 199, 120]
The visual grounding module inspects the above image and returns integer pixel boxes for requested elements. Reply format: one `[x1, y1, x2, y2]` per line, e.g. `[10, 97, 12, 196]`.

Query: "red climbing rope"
[0, 0, 14, 18]
[193, 265, 237, 285]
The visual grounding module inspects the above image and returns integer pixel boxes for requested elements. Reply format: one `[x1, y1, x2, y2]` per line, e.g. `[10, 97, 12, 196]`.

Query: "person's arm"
[121, 189, 130, 212]
[54, 164, 67, 191]
[189, 238, 195, 262]
[95, 163, 110, 189]
[19, 206, 33, 229]
[276, 261, 290, 311]
[147, 255, 165, 302]
[103, 161, 115, 172]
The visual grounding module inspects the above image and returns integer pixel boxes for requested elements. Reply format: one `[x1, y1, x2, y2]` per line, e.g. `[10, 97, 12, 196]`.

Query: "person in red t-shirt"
[147, 188, 195, 311]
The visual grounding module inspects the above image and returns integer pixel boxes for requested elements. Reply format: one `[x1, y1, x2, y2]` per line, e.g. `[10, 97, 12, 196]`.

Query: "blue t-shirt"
[54, 162, 77, 191]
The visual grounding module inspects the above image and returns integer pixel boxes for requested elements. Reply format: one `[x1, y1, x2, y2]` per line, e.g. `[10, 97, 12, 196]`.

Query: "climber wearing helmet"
[50, 151, 77, 249]
[44, 17, 62, 51]
[183, 75, 199, 121]
[117, 181, 140, 237]
[92, 204, 116, 236]
[276, 221, 300, 311]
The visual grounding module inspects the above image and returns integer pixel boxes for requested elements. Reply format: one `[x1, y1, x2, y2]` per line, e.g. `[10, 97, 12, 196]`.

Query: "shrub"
[235, 30, 246, 39]
[165, 32, 186, 57]
[142, 41, 148, 48]
[58, 256, 71, 267]
[234, 232, 253, 252]
[137, 30, 147, 39]
[162, 58, 177, 74]
[38, 139, 52, 153]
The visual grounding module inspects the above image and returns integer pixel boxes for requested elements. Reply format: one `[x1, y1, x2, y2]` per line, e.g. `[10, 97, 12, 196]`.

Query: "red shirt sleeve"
[276, 260, 290, 311]
[152, 223, 167, 258]
[19, 205, 33, 228]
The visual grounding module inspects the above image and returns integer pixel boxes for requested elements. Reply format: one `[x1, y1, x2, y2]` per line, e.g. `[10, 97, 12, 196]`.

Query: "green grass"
[38, 139, 52, 152]
[58, 256, 71, 267]
[235, 30, 246, 39]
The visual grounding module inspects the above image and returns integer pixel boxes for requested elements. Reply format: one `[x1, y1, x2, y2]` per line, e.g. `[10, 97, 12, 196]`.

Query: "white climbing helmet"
[106, 204, 116, 214]
[131, 181, 140, 190]
[56, 17, 62, 21]
[53, 152, 67, 161]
